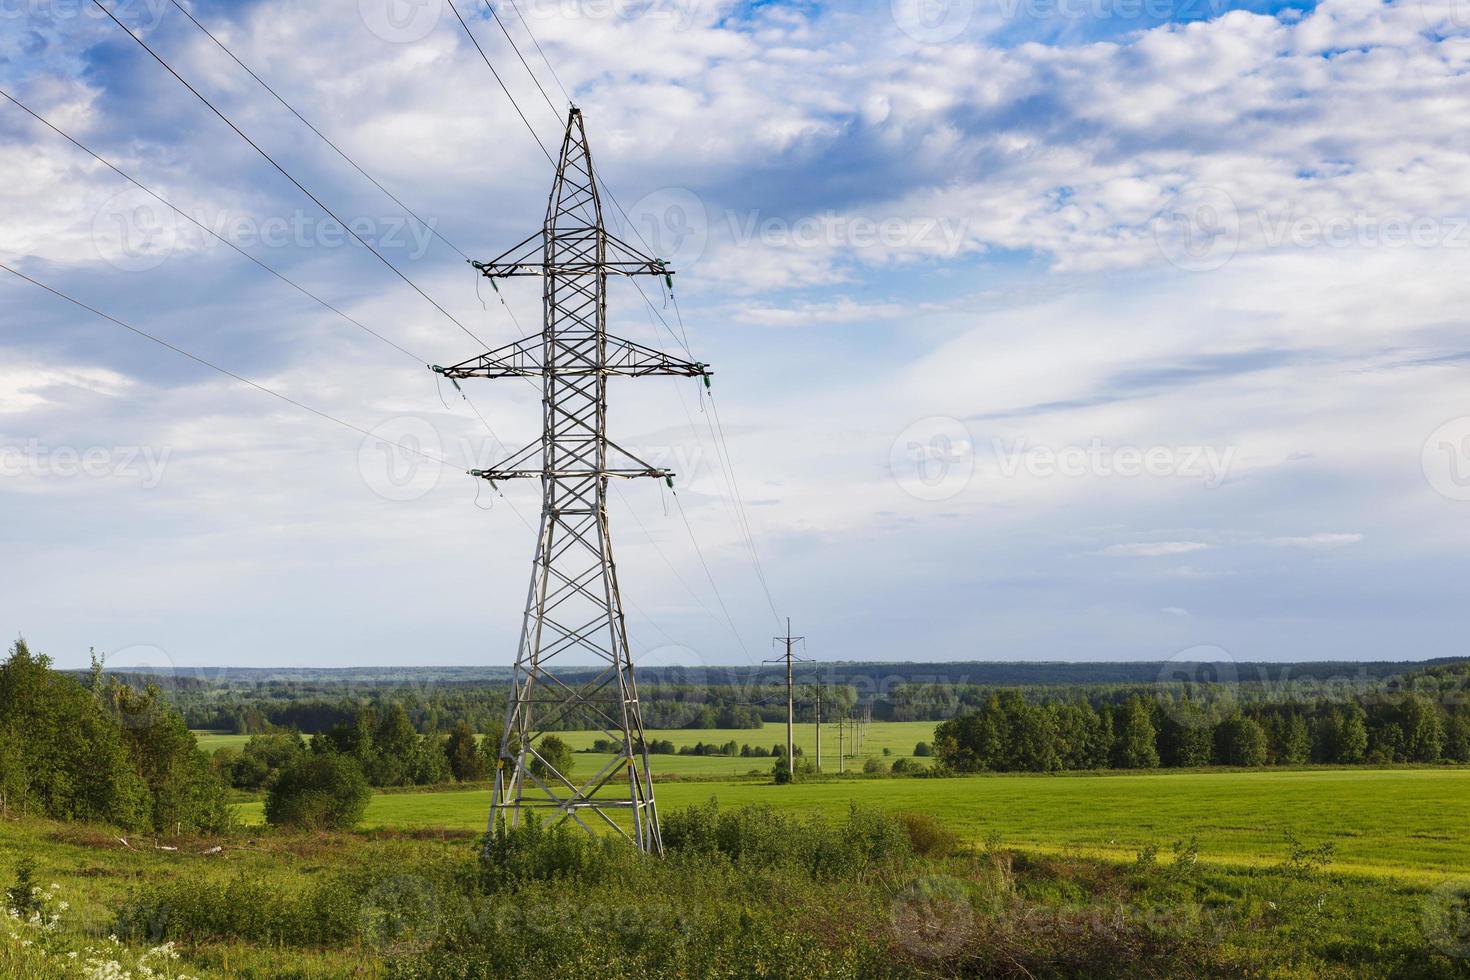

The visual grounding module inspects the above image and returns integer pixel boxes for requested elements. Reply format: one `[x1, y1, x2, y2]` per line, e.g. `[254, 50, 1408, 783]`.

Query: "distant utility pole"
[767, 619, 806, 779]
[814, 683, 821, 772]
[840, 714, 852, 775]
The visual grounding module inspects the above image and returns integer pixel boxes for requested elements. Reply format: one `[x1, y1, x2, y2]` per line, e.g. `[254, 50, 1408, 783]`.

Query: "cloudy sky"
[2, 0, 1468, 670]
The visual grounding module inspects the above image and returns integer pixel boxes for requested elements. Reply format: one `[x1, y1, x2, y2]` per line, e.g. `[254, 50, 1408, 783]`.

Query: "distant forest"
[93, 657, 1470, 746]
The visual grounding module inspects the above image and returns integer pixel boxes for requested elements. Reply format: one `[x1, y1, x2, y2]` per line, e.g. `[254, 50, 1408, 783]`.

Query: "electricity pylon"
[438, 108, 710, 855]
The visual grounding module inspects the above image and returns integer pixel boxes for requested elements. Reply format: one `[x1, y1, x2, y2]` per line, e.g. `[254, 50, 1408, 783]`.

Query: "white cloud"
[1268, 533, 1364, 548]
[1100, 541, 1211, 557]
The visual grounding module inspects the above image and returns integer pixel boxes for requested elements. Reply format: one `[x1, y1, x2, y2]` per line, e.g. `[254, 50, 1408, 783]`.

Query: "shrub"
[913, 741, 932, 757]
[264, 752, 371, 830]
[662, 800, 911, 878]
[478, 815, 627, 892]
[900, 811, 959, 858]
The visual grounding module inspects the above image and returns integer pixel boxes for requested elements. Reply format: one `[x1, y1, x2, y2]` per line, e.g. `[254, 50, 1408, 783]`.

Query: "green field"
[193, 731, 253, 752]
[234, 766, 1470, 884]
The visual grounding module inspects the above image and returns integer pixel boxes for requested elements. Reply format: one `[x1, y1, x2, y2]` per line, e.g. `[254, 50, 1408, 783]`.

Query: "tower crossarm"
[435, 333, 710, 382]
[470, 230, 672, 280]
[469, 436, 674, 484]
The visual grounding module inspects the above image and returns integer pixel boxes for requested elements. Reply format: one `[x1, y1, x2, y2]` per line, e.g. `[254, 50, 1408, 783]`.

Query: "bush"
[913, 741, 932, 757]
[863, 756, 888, 774]
[478, 814, 627, 892]
[264, 752, 371, 830]
[899, 811, 960, 857]
[662, 800, 912, 878]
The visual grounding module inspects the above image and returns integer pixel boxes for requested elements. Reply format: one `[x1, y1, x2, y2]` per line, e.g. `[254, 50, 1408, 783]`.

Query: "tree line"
[933, 688, 1470, 773]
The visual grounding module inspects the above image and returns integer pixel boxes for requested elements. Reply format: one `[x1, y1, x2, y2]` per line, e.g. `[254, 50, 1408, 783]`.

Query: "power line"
[1, 262, 452, 469]
[671, 489, 757, 663]
[0, 86, 424, 366]
[91, 0, 492, 351]
[502, 0, 572, 106]
[479, 0, 561, 120]
[167, 0, 535, 343]
[612, 482, 753, 659]
[445, 0, 555, 165]
[707, 391, 783, 626]
[166, 0, 468, 263]
[2, 83, 529, 488]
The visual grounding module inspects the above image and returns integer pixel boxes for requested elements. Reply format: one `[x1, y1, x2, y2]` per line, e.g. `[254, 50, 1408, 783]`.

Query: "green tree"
[1278, 713, 1311, 766]
[1111, 697, 1160, 769]
[1400, 695, 1445, 763]
[1444, 709, 1470, 763]
[1157, 700, 1214, 768]
[1215, 715, 1268, 767]
[105, 681, 231, 832]
[529, 734, 574, 781]
[1339, 704, 1369, 763]
[446, 721, 486, 782]
[0, 640, 148, 828]
[264, 752, 371, 830]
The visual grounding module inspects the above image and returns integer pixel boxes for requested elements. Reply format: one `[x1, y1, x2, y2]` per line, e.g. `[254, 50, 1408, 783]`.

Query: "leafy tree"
[1215, 715, 1268, 767]
[1112, 697, 1160, 769]
[1157, 700, 1214, 768]
[446, 721, 486, 782]
[0, 640, 148, 828]
[1338, 704, 1369, 763]
[1369, 721, 1406, 763]
[529, 735, 574, 782]
[1400, 695, 1445, 763]
[1444, 709, 1470, 763]
[1278, 713, 1311, 766]
[104, 681, 231, 832]
[264, 752, 371, 830]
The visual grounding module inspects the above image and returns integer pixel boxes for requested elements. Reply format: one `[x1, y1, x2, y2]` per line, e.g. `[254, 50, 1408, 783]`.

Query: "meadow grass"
[197, 721, 936, 776]
[232, 766, 1470, 883]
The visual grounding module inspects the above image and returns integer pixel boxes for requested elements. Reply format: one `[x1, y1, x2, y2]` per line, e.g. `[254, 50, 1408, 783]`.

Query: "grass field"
[233, 766, 1470, 884]
[196, 721, 938, 777]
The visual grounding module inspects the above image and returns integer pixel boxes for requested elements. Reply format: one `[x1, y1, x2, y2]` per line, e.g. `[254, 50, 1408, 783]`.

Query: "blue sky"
[2, 0, 1469, 670]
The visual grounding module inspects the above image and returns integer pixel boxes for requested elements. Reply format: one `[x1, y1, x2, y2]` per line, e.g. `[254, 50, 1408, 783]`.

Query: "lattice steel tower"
[437, 108, 709, 855]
